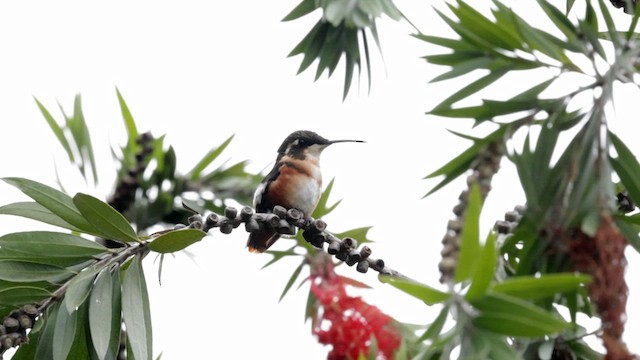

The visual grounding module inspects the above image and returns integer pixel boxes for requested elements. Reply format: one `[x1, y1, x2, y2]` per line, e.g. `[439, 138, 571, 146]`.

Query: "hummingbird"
[247, 130, 364, 252]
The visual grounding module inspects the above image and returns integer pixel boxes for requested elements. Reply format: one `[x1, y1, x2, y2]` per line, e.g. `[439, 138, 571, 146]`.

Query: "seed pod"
[335, 251, 348, 261]
[240, 207, 254, 221]
[340, 237, 357, 251]
[371, 259, 385, 271]
[310, 233, 325, 249]
[359, 246, 372, 260]
[347, 249, 361, 263]
[356, 261, 369, 273]
[224, 207, 238, 220]
[327, 241, 341, 255]
[273, 205, 287, 219]
[188, 214, 203, 225]
[17, 315, 32, 330]
[3, 318, 18, 333]
[205, 213, 219, 228]
[312, 219, 327, 233]
[286, 208, 303, 221]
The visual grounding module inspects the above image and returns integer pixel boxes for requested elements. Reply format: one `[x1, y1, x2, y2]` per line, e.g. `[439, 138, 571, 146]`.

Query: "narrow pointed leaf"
[1, 177, 94, 233]
[189, 134, 234, 180]
[431, 69, 508, 112]
[379, 275, 450, 305]
[454, 183, 483, 283]
[35, 98, 74, 162]
[492, 273, 591, 300]
[280, 262, 305, 302]
[0, 260, 74, 282]
[334, 227, 373, 244]
[598, 0, 620, 48]
[262, 249, 299, 269]
[36, 303, 60, 359]
[537, 0, 577, 40]
[0, 202, 83, 232]
[89, 269, 117, 360]
[116, 88, 139, 154]
[122, 255, 152, 360]
[282, 0, 317, 21]
[65, 268, 99, 313]
[471, 293, 570, 336]
[53, 297, 77, 360]
[0, 286, 52, 306]
[73, 193, 138, 242]
[0, 231, 108, 258]
[609, 132, 640, 205]
[418, 304, 450, 342]
[312, 178, 339, 218]
[147, 229, 206, 253]
[465, 232, 496, 300]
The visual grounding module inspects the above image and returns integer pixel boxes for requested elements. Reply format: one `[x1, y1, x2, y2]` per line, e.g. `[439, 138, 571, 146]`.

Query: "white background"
[0, 1, 638, 359]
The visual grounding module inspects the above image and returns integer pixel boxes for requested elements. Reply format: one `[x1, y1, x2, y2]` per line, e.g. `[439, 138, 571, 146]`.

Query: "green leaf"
[414, 34, 476, 54]
[53, 297, 77, 360]
[471, 293, 570, 336]
[537, 0, 578, 40]
[0, 231, 108, 258]
[449, 1, 522, 50]
[429, 57, 494, 83]
[36, 303, 60, 359]
[334, 227, 373, 244]
[379, 275, 450, 305]
[493, 273, 591, 300]
[0, 260, 74, 282]
[627, 0, 640, 40]
[262, 249, 299, 269]
[597, 0, 620, 48]
[1, 177, 95, 233]
[312, 178, 340, 218]
[280, 262, 305, 302]
[116, 88, 139, 157]
[147, 229, 206, 253]
[67, 94, 98, 183]
[0, 201, 83, 232]
[609, 132, 640, 205]
[424, 125, 509, 196]
[454, 183, 483, 283]
[73, 193, 138, 242]
[465, 232, 496, 300]
[89, 269, 121, 360]
[417, 304, 450, 342]
[431, 69, 508, 112]
[189, 134, 234, 180]
[34, 97, 74, 163]
[282, 0, 317, 21]
[0, 286, 52, 306]
[122, 255, 153, 360]
[65, 268, 99, 313]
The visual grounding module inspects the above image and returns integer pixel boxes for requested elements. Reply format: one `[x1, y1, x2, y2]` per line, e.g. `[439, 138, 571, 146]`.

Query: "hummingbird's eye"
[298, 139, 307, 146]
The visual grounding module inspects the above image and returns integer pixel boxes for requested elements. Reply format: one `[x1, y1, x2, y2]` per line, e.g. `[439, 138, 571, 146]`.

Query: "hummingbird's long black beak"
[328, 139, 366, 145]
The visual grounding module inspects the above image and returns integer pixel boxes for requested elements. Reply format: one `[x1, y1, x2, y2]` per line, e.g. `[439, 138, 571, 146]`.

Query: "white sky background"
[0, 1, 639, 359]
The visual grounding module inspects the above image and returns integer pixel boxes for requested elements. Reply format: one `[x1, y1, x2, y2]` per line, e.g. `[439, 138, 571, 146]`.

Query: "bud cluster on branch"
[178, 204, 410, 280]
[438, 141, 505, 283]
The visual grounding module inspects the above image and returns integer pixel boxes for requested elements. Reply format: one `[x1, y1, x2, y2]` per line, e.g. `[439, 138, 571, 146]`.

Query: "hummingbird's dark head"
[277, 130, 363, 160]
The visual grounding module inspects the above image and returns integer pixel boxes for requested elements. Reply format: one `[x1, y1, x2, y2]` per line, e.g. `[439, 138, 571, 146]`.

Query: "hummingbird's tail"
[247, 230, 281, 253]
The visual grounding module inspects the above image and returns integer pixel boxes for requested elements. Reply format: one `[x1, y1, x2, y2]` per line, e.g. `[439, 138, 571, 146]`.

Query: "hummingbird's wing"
[247, 230, 280, 253]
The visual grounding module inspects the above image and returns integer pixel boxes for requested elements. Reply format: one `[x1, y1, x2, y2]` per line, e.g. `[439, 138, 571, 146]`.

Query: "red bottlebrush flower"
[309, 255, 401, 360]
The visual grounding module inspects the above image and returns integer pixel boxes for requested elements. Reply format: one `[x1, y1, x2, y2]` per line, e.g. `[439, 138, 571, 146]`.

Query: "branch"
[176, 203, 415, 282]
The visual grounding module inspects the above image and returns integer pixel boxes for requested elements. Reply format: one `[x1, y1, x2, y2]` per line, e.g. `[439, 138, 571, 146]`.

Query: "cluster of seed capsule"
[108, 132, 154, 215]
[180, 205, 389, 275]
[0, 304, 38, 355]
[438, 141, 505, 283]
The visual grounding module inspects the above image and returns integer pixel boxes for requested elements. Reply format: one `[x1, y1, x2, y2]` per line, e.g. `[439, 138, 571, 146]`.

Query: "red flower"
[309, 257, 401, 360]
